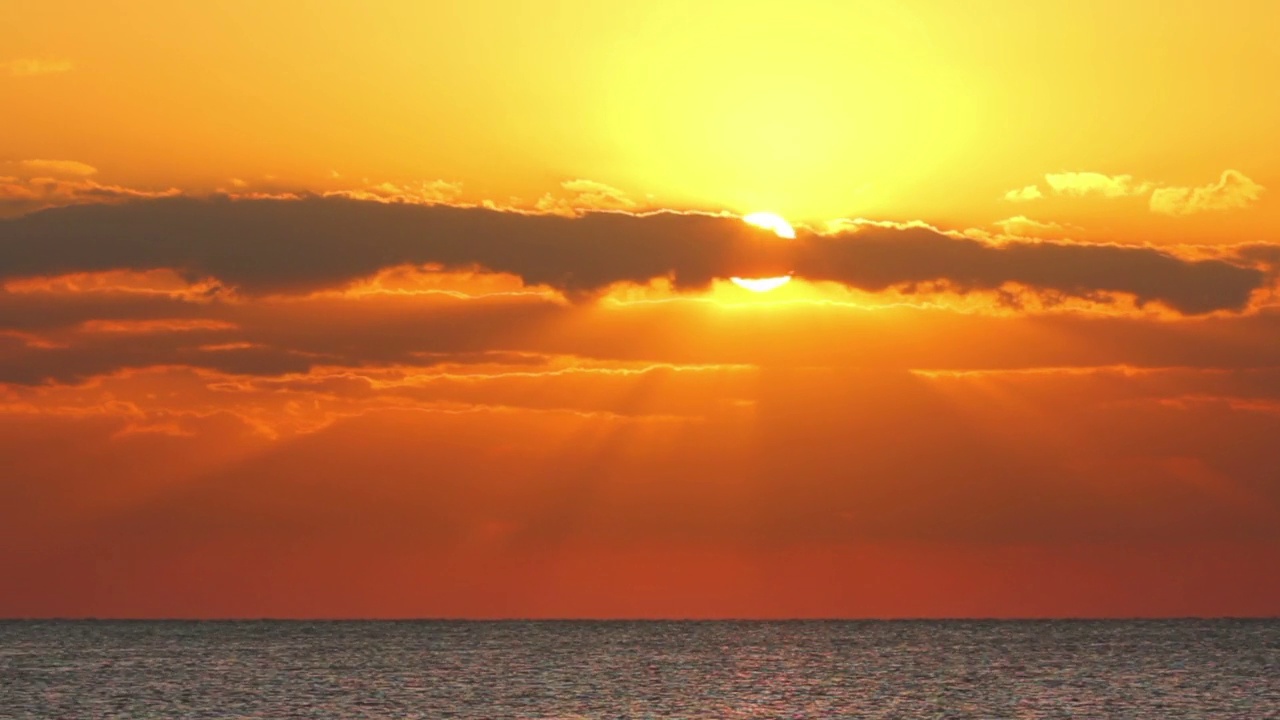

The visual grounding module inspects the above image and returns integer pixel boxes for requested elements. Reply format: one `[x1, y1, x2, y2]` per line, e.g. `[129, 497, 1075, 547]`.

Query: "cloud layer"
[0, 196, 1268, 314]
[1004, 169, 1265, 216]
[1150, 170, 1266, 216]
[17, 159, 98, 177]
[1045, 172, 1152, 198]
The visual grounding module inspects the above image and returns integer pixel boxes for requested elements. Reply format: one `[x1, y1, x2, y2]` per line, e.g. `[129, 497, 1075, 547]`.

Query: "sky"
[2, 0, 1279, 618]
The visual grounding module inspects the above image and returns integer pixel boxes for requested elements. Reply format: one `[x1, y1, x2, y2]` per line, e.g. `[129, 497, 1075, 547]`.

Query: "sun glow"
[731, 212, 795, 292]
[730, 275, 793, 292]
[741, 212, 797, 240]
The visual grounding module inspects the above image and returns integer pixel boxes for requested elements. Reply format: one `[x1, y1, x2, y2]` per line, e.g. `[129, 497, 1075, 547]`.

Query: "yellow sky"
[3, 0, 1278, 237]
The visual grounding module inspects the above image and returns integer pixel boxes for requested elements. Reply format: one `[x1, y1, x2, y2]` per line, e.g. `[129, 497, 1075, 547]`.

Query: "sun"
[731, 212, 795, 292]
[740, 211, 797, 240]
[731, 275, 793, 292]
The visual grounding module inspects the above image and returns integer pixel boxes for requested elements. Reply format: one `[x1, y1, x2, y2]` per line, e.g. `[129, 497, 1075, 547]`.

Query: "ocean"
[1, 620, 1277, 718]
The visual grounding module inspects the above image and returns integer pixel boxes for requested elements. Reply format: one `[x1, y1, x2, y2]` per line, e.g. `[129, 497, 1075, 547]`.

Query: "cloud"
[993, 215, 1068, 239]
[795, 226, 1265, 315]
[1044, 172, 1152, 198]
[323, 179, 462, 205]
[18, 159, 98, 177]
[1003, 185, 1043, 202]
[5, 268, 1280, 388]
[536, 179, 639, 214]
[1150, 170, 1265, 216]
[78, 318, 238, 334]
[1238, 244, 1280, 268]
[0, 177, 182, 217]
[2, 58, 72, 76]
[0, 286, 569, 385]
[1009, 170, 1265, 217]
[0, 196, 1266, 315]
[0, 196, 786, 296]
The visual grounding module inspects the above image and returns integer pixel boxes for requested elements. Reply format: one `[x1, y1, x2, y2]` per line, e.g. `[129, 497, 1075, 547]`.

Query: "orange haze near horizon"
[2, 1, 1280, 618]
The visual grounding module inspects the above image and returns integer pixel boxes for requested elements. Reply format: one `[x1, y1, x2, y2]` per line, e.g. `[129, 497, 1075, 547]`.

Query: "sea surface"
[1, 620, 1277, 718]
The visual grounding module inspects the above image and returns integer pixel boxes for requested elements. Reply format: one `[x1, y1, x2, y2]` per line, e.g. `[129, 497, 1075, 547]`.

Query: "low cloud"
[1004, 169, 1265, 217]
[1002, 172, 1150, 203]
[793, 226, 1264, 315]
[0, 196, 1267, 315]
[18, 159, 98, 177]
[537, 179, 638, 214]
[1044, 172, 1152, 198]
[0, 196, 784, 296]
[3, 260, 1280, 389]
[0, 177, 182, 217]
[323, 179, 463, 205]
[1003, 185, 1043, 202]
[1150, 170, 1265, 216]
[993, 215, 1069, 239]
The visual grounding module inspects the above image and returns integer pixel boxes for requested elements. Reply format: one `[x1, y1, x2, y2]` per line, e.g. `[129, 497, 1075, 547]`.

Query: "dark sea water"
[1, 620, 1278, 719]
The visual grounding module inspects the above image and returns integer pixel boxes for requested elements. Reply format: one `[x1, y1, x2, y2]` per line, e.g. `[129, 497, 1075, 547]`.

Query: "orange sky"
[2, 1, 1279, 618]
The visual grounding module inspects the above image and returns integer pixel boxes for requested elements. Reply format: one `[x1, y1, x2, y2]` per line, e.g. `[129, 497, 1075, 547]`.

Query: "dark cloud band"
[0, 196, 1268, 313]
